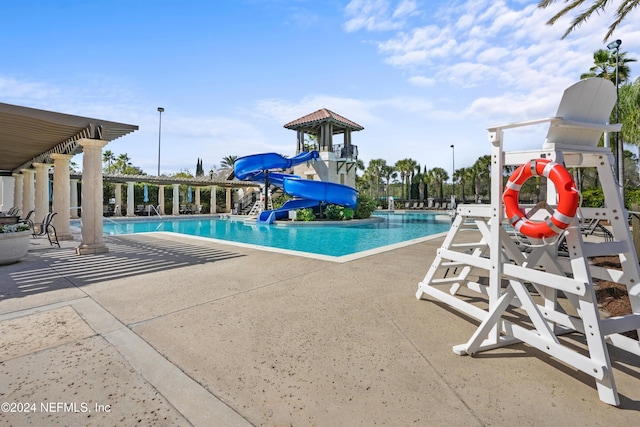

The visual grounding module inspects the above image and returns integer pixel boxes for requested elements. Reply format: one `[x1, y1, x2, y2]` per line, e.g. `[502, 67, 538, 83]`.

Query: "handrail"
[150, 205, 163, 220]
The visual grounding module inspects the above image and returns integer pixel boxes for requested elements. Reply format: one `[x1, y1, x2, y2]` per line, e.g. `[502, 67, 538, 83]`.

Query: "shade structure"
[143, 184, 149, 203]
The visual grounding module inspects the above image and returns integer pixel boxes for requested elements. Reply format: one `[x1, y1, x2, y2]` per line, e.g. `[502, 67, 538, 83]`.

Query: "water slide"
[234, 151, 358, 224]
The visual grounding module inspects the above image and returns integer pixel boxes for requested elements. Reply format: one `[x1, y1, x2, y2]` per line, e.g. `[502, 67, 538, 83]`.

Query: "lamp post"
[607, 39, 622, 196]
[450, 144, 455, 206]
[157, 107, 164, 176]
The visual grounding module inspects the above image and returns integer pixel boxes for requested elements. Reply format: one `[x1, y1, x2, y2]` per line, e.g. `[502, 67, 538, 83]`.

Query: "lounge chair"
[32, 212, 60, 247]
[581, 218, 614, 241]
[418, 202, 424, 209]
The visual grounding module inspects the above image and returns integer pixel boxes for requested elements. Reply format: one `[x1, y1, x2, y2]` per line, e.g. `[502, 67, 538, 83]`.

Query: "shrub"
[0, 223, 30, 233]
[343, 207, 354, 220]
[272, 195, 290, 209]
[581, 188, 604, 208]
[354, 195, 377, 219]
[296, 208, 315, 221]
[325, 204, 344, 220]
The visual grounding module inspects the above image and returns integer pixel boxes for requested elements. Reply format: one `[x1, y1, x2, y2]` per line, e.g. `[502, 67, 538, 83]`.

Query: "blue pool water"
[97, 211, 451, 257]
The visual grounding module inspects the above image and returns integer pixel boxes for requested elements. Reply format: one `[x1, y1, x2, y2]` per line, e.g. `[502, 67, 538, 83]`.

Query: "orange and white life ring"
[503, 158, 578, 239]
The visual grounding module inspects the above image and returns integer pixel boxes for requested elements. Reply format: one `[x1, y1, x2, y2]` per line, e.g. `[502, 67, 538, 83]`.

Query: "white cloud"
[344, 0, 416, 32]
[392, 0, 418, 19]
[0, 77, 61, 103]
[407, 75, 435, 87]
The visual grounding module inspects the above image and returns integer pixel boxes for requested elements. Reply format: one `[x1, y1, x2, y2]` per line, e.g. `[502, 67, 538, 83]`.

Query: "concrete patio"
[1, 232, 639, 426]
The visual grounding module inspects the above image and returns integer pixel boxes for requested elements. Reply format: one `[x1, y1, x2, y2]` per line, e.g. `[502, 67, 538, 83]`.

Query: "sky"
[1, 0, 639, 177]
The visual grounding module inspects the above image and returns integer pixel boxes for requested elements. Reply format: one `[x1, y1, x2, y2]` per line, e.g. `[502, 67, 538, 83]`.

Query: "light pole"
[607, 39, 622, 195]
[157, 107, 164, 176]
[450, 144, 455, 205]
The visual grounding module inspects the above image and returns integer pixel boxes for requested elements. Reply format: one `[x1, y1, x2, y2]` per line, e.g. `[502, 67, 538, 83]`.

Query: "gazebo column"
[50, 153, 73, 240]
[33, 162, 51, 228]
[126, 181, 135, 217]
[12, 173, 23, 213]
[172, 184, 180, 215]
[114, 183, 122, 216]
[20, 168, 35, 218]
[70, 178, 80, 219]
[76, 138, 108, 255]
[296, 130, 304, 153]
[1, 176, 15, 212]
[195, 187, 201, 213]
[210, 185, 217, 213]
[158, 185, 165, 214]
[225, 188, 231, 213]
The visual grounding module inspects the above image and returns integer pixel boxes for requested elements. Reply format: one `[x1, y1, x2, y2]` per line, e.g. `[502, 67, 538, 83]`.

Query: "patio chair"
[32, 212, 60, 247]
[6, 206, 21, 216]
[19, 210, 34, 229]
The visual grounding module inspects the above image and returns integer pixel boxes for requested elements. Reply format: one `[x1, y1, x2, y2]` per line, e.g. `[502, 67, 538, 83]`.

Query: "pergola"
[0, 102, 138, 254]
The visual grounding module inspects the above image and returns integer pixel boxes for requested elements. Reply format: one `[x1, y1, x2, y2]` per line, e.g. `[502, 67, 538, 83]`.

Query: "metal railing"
[333, 144, 358, 161]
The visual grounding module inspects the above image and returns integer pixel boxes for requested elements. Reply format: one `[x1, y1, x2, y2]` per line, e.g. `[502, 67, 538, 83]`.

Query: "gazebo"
[284, 108, 363, 186]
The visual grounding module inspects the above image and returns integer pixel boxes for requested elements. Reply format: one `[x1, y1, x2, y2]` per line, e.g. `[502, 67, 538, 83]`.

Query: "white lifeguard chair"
[416, 78, 640, 406]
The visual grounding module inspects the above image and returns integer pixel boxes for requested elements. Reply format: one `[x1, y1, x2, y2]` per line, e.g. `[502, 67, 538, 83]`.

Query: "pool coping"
[92, 213, 450, 263]
[135, 230, 449, 263]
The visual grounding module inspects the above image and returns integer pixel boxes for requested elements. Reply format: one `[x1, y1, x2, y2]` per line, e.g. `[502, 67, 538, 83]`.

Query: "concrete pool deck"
[1, 231, 639, 426]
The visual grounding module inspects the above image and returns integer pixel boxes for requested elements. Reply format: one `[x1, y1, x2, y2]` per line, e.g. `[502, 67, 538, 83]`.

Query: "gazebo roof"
[0, 102, 138, 174]
[283, 108, 364, 133]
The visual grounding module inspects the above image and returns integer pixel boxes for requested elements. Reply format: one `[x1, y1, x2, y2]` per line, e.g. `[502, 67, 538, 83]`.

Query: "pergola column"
[70, 178, 80, 219]
[126, 181, 135, 217]
[158, 185, 165, 214]
[210, 185, 217, 213]
[114, 183, 123, 216]
[172, 184, 180, 215]
[195, 187, 201, 213]
[33, 162, 51, 228]
[12, 173, 23, 213]
[20, 168, 35, 218]
[76, 138, 108, 255]
[50, 153, 73, 240]
[225, 188, 231, 213]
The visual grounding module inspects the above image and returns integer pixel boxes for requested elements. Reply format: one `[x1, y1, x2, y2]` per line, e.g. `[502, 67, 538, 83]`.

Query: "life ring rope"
[503, 158, 580, 241]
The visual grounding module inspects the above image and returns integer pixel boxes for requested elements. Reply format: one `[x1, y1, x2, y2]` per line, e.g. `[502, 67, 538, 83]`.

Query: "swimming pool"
[96, 211, 451, 258]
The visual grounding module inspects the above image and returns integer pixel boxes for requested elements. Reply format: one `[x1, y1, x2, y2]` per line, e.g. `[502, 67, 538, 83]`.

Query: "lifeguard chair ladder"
[416, 78, 640, 406]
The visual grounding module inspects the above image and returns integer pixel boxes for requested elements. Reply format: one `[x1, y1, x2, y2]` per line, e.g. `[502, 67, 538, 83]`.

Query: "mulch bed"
[591, 256, 638, 340]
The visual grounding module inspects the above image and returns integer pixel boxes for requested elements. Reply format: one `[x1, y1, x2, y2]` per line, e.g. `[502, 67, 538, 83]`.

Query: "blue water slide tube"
[234, 151, 358, 224]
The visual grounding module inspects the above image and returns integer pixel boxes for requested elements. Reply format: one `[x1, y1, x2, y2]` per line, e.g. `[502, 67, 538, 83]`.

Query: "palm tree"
[366, 159, 386, 200]
[115, 153, 131, 174]
[220, 155, 238, 170]
[580, 49, 636, 85]
[454, 167, 469, 202]
[619, 78, 640, 158]
[381, 164, 397, 198]
[395, 159, 418, 201]
[102, 150, 116, 173]
[538, 0, 640, 41]
[472, 155, 491, 203]
[429, 167, 448, 201]
[394, 159, 410, 201]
